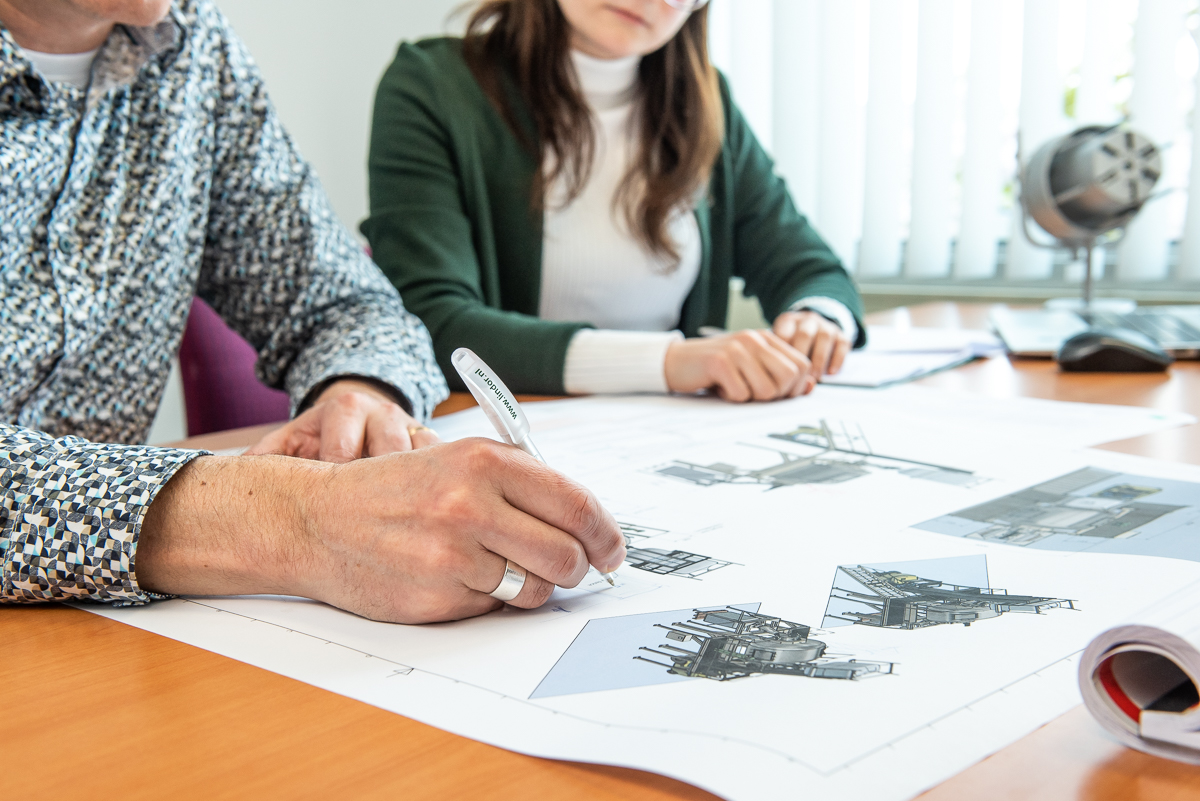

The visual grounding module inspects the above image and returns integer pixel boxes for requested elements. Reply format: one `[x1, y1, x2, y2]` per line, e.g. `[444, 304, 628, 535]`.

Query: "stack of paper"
[823, 326, 1006, 388]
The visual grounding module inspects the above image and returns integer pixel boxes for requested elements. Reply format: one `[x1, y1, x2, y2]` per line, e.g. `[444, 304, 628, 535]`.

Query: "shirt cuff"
[789, 296, 860, 344]
[0, 428, 208, 606]
[563, 329, 683, 395]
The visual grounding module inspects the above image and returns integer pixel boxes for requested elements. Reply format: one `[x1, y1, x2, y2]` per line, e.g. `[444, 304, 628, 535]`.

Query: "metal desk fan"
[1018, 124, 1162, 306]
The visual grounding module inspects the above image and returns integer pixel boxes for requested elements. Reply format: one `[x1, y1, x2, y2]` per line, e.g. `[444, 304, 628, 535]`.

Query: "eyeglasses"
[664, 0, 711, 11]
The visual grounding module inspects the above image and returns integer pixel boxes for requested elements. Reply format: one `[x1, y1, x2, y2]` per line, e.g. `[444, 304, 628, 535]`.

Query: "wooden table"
[6, 303, 1200, 800]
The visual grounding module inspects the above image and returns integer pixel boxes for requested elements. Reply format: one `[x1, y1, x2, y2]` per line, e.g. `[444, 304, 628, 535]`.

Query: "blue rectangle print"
[913, 467, 1200, 560]
[531, 603, 761, 699]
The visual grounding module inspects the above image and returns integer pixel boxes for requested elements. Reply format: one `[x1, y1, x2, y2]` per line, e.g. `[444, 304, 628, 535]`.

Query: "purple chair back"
[179, 298, 291, 436]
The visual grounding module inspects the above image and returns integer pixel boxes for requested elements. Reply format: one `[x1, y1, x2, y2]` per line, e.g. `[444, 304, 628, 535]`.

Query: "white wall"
[214, 0, 464, 233]
[146, 359, 187, 445]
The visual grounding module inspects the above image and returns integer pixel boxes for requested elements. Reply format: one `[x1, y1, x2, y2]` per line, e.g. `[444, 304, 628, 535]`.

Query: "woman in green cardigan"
[362, 0, 865, 400]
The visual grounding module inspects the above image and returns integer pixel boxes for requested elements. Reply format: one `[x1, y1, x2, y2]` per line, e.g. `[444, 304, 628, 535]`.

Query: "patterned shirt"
[0, 1, 449, 606]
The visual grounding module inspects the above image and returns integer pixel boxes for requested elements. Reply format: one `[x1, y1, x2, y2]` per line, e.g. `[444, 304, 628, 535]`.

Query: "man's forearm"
[131, 439, 626, 624]
[137, 455, 328, 598]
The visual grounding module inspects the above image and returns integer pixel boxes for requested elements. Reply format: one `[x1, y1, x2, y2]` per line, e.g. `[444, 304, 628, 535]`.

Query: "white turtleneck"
[541, 51, 700, 395]
[24, 47, 100, 89]
[541, 50, 857, 395]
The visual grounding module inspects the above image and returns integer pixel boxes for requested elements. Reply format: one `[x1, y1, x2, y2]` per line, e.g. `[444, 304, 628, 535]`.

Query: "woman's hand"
[773, 311, 852, 377]
[664, 330, 815, 402]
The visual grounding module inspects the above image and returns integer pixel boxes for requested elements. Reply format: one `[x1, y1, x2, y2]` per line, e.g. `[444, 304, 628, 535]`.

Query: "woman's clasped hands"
[663, 311, 851, 402]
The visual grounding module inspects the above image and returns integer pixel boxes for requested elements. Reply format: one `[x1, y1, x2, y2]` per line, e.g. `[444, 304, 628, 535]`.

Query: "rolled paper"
[1079, 581, 1200, 764]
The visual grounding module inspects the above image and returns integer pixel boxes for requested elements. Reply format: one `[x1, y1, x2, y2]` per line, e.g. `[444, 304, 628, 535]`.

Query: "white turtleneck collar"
[24, 47, 101, 89]
[570, 50, 640, 111]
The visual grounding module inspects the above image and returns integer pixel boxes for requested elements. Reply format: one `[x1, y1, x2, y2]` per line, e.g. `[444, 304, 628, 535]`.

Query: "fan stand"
[1043, 239, 1136, 315]
[1082, 240, 1095, 309]
[1016, 184, 1129, 314]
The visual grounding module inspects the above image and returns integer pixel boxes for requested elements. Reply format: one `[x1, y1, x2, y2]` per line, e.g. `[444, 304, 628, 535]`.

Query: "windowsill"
[854, 278, 1200, 305]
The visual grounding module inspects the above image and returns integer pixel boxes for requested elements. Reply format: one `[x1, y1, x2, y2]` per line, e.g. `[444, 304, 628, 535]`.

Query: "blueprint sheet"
[86, 387, 1200, 801]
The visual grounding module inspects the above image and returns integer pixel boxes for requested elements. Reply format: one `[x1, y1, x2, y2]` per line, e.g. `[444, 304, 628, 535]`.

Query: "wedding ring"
[488, 560, 527, 602]
[407, 425, 434, 437]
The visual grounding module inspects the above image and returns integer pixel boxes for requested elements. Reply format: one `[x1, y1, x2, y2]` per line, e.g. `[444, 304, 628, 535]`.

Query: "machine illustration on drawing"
[822, 556, 1075, 630]
[917, 468, 1183, 547]
[531, 603, 892, 698]
[635, 606, 893, 682]
[617, 522, 734, 579]
[654, 419, 985, 490]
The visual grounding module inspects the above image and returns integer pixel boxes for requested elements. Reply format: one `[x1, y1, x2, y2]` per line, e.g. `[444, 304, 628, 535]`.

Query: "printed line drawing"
[618, 522, 668, 544]
[635, 606, 894, 682]
[920, 468, 1183, 547]
[822, 556, 1075, 630]
[618, 521, 735, 579]
[625, 547, 734, 579]
[655, 419, 985, 490]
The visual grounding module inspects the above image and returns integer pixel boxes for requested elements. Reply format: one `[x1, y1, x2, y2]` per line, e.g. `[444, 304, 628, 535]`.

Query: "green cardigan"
[362, 37, 865, 394]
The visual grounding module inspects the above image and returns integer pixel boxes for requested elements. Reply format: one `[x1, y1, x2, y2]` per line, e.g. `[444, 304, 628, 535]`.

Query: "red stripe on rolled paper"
[1097, 656, 1142, 722]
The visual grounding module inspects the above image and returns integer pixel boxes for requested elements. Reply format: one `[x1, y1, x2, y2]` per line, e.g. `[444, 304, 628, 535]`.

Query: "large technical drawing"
[655, 419, 985, 490]
[920, 468, 1184, 547]
[823, 557, 1075, 630]
[636, 606, 893, 682]
[76, 393, 1200, 801]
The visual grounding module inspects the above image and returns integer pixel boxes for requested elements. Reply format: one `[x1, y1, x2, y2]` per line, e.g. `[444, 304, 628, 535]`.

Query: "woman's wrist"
[563, 329, 683, 395]
[663, 338, 706, 394]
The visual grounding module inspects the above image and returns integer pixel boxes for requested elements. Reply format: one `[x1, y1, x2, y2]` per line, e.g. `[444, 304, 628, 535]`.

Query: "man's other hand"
[246, 378, 437, 462]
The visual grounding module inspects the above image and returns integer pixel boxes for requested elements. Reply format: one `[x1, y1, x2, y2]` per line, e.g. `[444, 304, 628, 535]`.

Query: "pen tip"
[603, 572, 616, 586]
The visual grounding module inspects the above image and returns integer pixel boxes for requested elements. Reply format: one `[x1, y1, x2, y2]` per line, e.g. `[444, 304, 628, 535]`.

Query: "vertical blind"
[708, 0, 1200, 284]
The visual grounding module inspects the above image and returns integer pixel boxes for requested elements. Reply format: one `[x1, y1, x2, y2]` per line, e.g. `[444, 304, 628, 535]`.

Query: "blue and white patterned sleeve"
[195, 14, 449, 422]
[0, 423, 205, 605]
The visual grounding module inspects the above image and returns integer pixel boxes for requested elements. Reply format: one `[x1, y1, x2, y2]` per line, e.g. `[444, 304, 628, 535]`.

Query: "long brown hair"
[464, 0, 725, 263]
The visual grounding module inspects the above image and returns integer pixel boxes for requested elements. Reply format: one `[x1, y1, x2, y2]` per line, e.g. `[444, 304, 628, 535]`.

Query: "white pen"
[450, 347, 618, 587]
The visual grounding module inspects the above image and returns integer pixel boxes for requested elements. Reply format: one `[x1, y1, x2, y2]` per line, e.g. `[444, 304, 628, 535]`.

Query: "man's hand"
[664, 330, 815, 402]
[773, 311, 852, 377]
[137, 439, 628, 624]
[246, 378, 438, 462]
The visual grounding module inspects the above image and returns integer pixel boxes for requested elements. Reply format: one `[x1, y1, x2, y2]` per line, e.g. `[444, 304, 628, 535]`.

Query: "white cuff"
[789, 296, 860, 344]
[563, 329, 684, 395]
